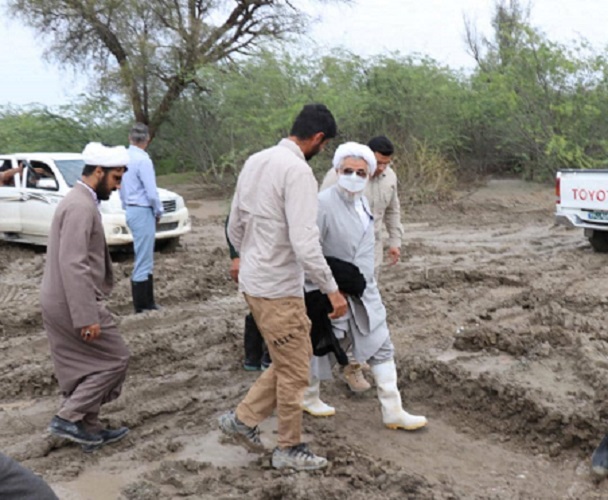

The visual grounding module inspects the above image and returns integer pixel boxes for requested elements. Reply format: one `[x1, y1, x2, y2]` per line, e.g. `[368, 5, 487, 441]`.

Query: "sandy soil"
[2, 179, 608, 499]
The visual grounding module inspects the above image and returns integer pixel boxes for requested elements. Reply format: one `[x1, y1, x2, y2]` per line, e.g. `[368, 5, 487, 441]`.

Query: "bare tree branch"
[7, 0, 330, 139]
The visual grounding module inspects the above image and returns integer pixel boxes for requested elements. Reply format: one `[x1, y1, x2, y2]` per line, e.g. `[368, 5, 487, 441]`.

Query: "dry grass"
[392, 138, 457, 205]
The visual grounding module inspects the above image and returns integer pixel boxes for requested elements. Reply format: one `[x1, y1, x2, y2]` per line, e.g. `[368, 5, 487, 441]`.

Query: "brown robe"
[40, 183, 129, 427]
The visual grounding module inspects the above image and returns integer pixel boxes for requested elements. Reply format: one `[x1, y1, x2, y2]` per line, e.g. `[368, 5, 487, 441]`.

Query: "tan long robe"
[40, 183, 129, 428]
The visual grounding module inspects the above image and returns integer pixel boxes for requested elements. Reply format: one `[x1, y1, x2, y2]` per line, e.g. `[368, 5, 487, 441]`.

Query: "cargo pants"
[235, 294, 312, 449]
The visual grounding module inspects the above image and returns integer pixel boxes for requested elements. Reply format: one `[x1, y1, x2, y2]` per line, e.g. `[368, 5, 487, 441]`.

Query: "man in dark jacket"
[0, 453, 58, 499]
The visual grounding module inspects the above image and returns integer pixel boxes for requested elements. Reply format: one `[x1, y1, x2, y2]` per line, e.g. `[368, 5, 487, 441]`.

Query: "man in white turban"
[302, 142, 427, 432]
[321, 136, 403, 280]
[320, 136, 404, 393]
[41, 142, 131, 451]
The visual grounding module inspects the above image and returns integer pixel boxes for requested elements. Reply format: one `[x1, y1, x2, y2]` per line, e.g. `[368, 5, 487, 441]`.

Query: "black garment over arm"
[224, 215, 239, 260]
[305, 256, 366, 365]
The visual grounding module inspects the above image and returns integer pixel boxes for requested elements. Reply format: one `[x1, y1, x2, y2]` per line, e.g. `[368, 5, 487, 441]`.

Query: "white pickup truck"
[555, 170, 608, 252]
[0, 153, 191, 249]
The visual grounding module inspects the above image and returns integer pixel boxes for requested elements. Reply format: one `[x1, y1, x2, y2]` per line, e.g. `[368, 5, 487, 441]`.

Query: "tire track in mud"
[0, 283, 27, 305]
[5, 184, 608, 498]
[382, 199, 608, 469]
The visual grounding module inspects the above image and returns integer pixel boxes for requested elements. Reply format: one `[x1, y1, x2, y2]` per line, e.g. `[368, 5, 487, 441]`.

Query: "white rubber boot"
[370, 359, 427, 430]
[302, 378, 335, 417]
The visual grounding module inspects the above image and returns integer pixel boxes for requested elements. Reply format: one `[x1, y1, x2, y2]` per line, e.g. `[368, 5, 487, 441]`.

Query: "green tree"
[8, 0, 346, 140]
[464, 0, 608, 179]
[0, 105, 87, 152]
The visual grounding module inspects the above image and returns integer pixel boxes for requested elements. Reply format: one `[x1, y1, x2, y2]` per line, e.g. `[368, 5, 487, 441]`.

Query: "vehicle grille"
[163, 200, 177, 213]
[157, 222, 179, 232]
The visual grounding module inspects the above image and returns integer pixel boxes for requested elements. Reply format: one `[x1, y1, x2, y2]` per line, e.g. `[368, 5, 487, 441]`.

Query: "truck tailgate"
[559, 170, 608, 210]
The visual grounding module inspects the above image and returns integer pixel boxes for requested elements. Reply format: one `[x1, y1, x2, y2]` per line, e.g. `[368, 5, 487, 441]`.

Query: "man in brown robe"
[41, 142, 131, 450]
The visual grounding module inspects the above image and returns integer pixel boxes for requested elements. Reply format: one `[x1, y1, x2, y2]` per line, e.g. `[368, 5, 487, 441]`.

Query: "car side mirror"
[36, 178, 58, 190]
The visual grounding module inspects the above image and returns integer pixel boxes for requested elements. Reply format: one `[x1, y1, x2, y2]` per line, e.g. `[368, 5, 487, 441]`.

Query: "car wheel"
[156, 237, 180, 253]
[588, 231, 608, 253]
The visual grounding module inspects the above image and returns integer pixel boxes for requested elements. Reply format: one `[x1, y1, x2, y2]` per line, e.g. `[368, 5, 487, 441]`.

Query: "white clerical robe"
[306, 185, 392, 379]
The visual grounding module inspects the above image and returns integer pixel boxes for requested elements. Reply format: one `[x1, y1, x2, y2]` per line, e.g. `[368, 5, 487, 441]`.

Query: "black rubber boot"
[131, 280, 148, 313]
[147, 274, 160, 310]
[243, 314, 264, 370]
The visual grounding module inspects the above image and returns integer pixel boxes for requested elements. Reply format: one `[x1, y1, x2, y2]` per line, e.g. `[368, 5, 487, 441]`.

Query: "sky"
[0, 0, 607, 107]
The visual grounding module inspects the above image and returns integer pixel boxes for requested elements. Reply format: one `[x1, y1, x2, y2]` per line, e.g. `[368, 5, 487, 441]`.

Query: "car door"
[0, 157, 23, 234]
[19, 159, 62, 239]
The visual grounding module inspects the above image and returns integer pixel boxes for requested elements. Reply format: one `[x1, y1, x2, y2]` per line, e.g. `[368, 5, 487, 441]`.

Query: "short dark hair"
[82, 164, 98, 176]
[289, 104, 337, 140]
[368, 136, 394, 156]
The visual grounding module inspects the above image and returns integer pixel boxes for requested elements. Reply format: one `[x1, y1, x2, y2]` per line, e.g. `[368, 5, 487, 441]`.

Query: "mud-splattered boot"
[272, 443, 328, 471]
[592, 433, 608, 476]
[342, 362, 372, 393]
[218, 410, 265, 453]
[370, 359, 427, 431]
[302, 378, 335, 417]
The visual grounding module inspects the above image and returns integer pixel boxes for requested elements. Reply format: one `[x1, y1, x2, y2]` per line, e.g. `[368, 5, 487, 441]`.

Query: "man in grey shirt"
[120, 123, 164, 313]
[220, 104, 348, 471]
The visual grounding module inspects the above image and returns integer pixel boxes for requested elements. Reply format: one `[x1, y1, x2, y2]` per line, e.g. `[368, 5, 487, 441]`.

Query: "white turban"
[82, 142, 130, 168]
[332, 142, 377, 176]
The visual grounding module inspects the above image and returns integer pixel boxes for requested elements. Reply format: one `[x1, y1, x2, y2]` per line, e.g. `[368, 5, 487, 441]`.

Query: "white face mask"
[338, 172, 368, 193]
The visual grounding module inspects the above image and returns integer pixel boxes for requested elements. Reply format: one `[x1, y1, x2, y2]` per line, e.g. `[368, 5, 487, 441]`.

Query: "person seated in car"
[0, 161, 23, 187]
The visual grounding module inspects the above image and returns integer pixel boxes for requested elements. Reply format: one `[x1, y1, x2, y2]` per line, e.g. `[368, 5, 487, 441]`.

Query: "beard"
[304, 141, 324, 161]
[95, 172, 113, 201]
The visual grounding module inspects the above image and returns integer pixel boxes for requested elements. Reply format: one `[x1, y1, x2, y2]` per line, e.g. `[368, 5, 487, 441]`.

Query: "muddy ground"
[2, 178, 608, 499]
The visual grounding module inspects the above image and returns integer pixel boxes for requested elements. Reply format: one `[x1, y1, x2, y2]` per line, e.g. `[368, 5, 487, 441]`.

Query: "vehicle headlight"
[175, 196, 185, 211]
[106, 225, 128, 235]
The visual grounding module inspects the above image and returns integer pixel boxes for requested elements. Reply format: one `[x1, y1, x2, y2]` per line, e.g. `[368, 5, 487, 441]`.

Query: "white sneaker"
[272, 443, 328, 471]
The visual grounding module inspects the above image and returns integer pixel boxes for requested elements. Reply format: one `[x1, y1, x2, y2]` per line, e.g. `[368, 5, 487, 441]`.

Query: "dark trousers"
[244, 313, 271, 367]
[0, 453, 58, 499]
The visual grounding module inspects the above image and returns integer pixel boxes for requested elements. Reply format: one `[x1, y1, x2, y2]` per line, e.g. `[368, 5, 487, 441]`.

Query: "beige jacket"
[228, 139, 338, 299]
[321, 166, 403, 267]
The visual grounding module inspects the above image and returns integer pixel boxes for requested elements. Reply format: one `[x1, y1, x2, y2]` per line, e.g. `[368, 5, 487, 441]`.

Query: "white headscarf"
[332, 142, 377, 176]
[82, 142, 130, 168]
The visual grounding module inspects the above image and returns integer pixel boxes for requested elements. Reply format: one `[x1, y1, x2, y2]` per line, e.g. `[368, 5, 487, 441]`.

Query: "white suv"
[0, 153, 191, 248]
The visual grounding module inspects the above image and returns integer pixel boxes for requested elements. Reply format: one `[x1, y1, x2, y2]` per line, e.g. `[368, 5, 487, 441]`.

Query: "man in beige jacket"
[220, 104, 348, 471]
[320, 135, 403, 392]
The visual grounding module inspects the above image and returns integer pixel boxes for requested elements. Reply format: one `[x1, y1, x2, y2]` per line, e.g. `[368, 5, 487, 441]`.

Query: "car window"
[55, 159, 85, 187]
[0, 159, 17, 187]
[28, 161, 58, 190]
